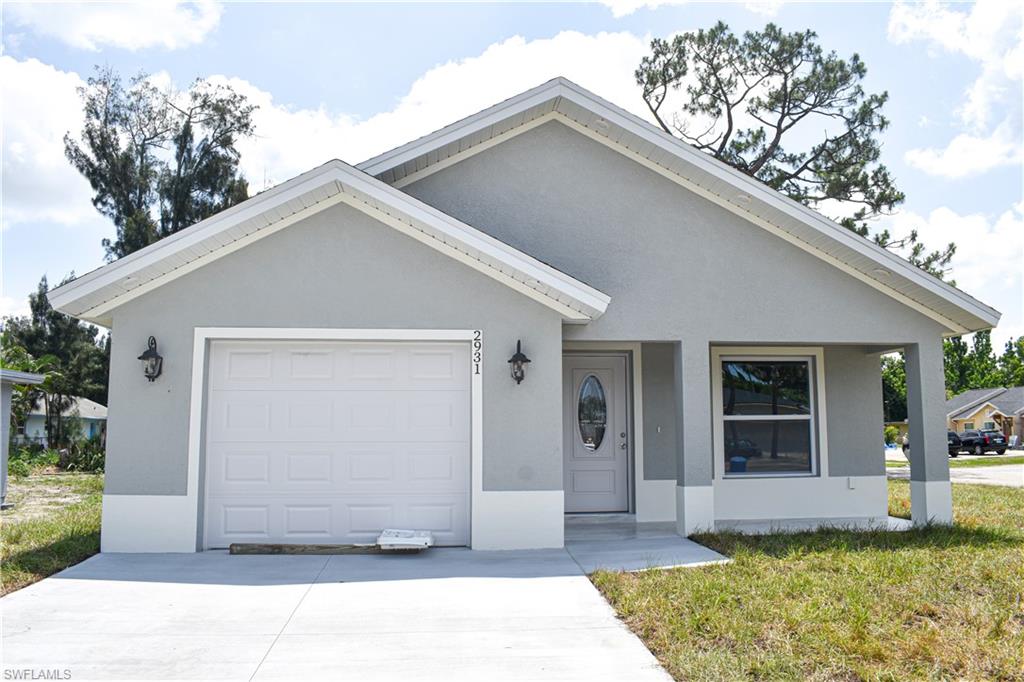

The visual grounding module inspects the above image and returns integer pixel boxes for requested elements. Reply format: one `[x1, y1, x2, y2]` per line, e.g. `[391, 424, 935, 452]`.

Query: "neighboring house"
[18, 397, 108, 447]
[2, 369, 44, 508]
[946, 387, 1023, 441]
[48, 78, 1001, 553]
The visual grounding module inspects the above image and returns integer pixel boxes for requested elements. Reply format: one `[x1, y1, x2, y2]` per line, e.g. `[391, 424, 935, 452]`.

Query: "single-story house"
[18, 396, 108, 446]
[947, 387, 1023, 441]
[48, 78, 1001, 553]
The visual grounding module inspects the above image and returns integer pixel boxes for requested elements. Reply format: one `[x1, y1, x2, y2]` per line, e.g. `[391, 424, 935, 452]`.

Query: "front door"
[563, 354, 629, 513]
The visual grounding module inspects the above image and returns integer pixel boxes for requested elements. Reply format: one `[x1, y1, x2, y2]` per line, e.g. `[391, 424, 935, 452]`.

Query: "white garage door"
[203, 340, 470, 548]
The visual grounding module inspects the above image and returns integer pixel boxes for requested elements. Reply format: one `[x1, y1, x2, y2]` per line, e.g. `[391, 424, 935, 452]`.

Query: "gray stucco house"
[49, 78, 1000, 552]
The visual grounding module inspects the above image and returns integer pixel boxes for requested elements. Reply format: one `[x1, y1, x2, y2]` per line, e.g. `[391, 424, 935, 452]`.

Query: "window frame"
[711, 347, 827, 480]
[963, 422, 974, 431]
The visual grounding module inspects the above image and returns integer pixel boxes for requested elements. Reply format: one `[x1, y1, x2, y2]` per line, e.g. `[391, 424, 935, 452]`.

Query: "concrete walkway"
[2, 547, 684, 681]
[888, 464, 1023, 488]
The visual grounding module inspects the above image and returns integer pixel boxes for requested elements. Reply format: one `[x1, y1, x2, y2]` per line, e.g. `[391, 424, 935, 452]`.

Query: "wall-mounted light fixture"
[138, 336, 163, 382]
[508, 340, 531, 385]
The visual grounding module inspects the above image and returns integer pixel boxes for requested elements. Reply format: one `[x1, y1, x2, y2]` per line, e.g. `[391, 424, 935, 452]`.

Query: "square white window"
[721, 358, 817, 476]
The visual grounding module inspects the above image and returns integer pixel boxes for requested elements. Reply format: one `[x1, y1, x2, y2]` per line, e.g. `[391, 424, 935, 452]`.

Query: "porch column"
[674, 340, 715, 535]
[904, 339, 953, 525]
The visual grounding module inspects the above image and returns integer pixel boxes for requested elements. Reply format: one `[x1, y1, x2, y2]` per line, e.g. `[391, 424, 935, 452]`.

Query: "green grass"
[1, 474, 103, 596]
[592, 482, 1024, 681]
[887, 455, 1024, 468]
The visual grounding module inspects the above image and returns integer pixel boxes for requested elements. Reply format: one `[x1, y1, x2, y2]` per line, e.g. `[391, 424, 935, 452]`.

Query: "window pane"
[722, 361, 810, 415]
[578, 375, 607, 451]
[723, 420, 812, 474]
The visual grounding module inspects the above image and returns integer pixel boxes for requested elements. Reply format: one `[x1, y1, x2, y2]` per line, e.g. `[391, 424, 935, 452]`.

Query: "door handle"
[620, 443, 627, 450]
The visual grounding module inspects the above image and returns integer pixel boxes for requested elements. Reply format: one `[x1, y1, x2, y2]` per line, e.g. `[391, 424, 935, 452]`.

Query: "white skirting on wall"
[471, 490, 564, 550]
[714, 475, 888, 522]
[101, 495, 197, 553]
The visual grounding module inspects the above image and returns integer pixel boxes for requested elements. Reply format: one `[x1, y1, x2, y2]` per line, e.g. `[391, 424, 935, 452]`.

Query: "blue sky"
[2, 1, 1021, 344]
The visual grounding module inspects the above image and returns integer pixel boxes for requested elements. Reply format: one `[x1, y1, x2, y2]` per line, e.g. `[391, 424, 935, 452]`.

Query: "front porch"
[561, 339, 953, 541]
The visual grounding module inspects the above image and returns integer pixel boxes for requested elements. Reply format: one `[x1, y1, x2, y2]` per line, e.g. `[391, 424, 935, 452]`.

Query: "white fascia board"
[47, 163, 345, 315]
[49, 159, 608, 324]
[357, 80, 564, 176]
[552, 80, 1000, 329]
[357, 77, 1000, 333]
[0, 370, 45, 385]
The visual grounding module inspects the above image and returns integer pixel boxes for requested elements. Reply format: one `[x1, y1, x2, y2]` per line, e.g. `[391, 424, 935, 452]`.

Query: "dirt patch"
[2, 475, 99, 524]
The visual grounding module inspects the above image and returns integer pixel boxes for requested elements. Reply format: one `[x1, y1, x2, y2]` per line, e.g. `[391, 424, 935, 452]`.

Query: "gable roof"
[358, 77, 1000, 335]
[30, 396, 108, 420]
[948, 387, 1024, 419]
[48, 160, 610, 326]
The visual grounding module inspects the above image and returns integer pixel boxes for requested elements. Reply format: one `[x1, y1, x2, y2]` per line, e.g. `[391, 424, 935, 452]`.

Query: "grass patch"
[592, 481, 1024, 681]
[1, 473, 103, 596]
[949, 455, 1024, 468]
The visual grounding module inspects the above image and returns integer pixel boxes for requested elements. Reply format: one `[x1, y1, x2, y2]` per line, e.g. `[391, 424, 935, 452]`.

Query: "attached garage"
[203, 339, 471, 548]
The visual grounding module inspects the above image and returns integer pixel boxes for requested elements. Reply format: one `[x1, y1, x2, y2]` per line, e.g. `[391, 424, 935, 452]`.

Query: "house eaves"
[47, 160, 611, 326]
[358, 77, 1001, 336]
[947, 388, 1007, 419]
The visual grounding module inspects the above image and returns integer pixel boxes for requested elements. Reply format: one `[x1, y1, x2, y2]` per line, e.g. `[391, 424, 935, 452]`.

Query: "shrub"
[64, 436, 105, 473]
[884, 425, 900, 445]
[8, 447, 59, 476]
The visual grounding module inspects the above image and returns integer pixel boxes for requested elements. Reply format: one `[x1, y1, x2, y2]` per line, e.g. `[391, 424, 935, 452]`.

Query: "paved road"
[888, 464, 1023, 488]
[2, 550, 672, 681]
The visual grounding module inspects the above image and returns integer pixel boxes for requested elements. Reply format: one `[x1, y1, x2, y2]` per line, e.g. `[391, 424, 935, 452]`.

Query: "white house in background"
[19, 397, 108, 446]
[48, 78, 1000, 553]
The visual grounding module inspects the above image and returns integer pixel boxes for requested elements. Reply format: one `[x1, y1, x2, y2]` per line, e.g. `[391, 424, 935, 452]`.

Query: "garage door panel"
[204, 340, 470, 548]
[207, 391, 469, 443]
[211, 343, 469, 391]
[206, 494, 469, 547]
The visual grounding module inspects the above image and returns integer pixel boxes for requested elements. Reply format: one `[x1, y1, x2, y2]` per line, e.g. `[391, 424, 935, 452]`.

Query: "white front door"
[563, 354, 630, 513]
[203, 339, 471, 548]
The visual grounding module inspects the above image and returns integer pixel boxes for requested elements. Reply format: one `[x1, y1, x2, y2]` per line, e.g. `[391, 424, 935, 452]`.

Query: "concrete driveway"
[2, 549, 673, 681]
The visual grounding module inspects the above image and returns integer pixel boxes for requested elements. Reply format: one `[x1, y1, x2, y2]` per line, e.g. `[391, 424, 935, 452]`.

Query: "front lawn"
[1, 473, 103, 596]
[593, 481, 1024, 680]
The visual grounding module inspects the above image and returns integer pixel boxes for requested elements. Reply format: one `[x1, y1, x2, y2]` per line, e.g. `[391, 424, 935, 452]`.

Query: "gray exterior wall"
[404, 120, 946, 345]
[640, 342, 677, 480]
[105, 202, 564, 496]
[823, 347, 886, 478]
[405, 120, 948, 480]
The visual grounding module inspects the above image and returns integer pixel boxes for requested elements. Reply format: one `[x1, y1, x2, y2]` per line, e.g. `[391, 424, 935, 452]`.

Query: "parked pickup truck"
[958, 429, 1007, 455]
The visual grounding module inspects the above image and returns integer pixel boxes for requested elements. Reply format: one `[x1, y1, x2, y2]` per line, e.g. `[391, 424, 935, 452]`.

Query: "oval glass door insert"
[578, 375, 607, 451]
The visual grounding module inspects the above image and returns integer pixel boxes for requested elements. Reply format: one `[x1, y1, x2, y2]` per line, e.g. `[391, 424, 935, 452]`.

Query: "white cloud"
[743, 1, 784, 17]
[904, 121, 1023, 179]
[0, 57, 100, 228]
[598, 0, 782, 18]
[0, 295, 31, 320]
[885, 203, 1024, 346]
[5, 1, 222, 51]
[890, 1, 1023, 177]
[598, 0, 685, 18]
[217, 31, 653, 189]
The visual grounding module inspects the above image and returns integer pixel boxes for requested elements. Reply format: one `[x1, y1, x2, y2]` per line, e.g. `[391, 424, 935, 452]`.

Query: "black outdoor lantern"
[138, 336, 163, 382]
[508, 339, 531, 385]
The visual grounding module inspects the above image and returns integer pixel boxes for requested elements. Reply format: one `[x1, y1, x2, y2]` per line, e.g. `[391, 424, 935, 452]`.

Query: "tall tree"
[2, 277, 109, 448]
[65, 67, 256, 260]
[944, 336, 970, 397]
[636, 22, 955, 278]
[881, 353, 907, 422]
[965, 330, 1001, 390]
[997, 336, 1024, 387]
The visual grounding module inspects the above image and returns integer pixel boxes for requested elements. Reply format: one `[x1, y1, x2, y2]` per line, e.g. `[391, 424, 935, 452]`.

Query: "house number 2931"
[472, 330, 482, 375]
